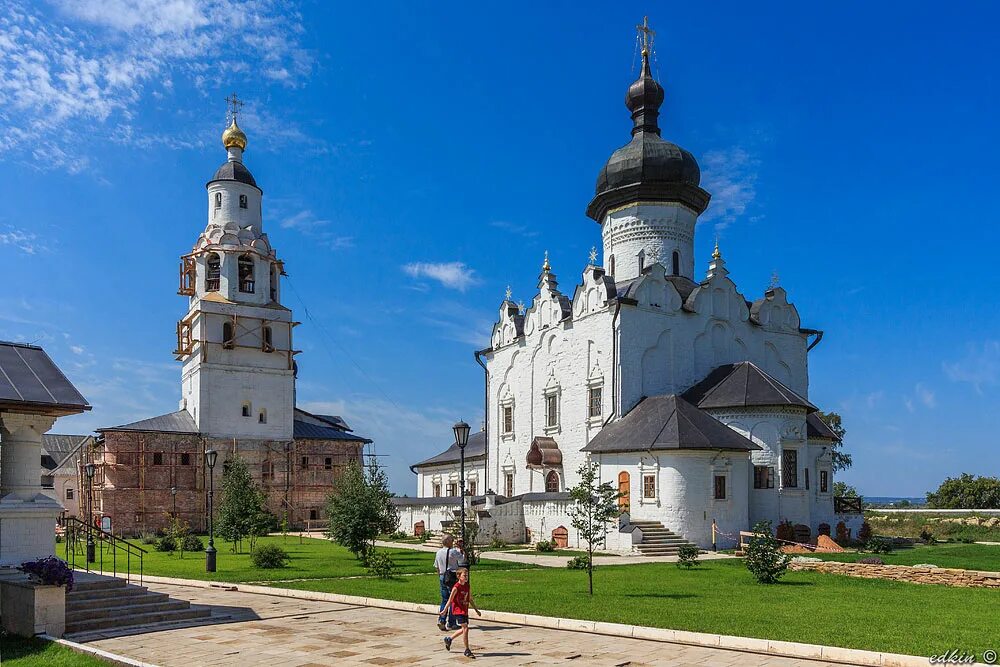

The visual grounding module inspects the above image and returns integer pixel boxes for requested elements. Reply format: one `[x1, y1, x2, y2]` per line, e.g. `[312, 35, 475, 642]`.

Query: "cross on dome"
[636, 15, 655, 56]
[589, 246, 598, 264]
[225, 92, 244, 123]
[222, 92, 248, 152]
[505, 285, 512, 301]
[542, 250, 551, 273]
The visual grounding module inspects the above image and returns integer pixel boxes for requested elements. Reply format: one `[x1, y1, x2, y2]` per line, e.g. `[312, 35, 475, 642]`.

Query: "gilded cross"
[225, 92, 244, 122]
[505, 285, 512, 301]
[589, 246, 598, 264]
[636, 16, 655, 55]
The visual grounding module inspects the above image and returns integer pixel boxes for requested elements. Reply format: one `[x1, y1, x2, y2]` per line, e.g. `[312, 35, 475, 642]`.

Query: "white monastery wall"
[415, 461, 486, 499]
[602, 203, 697, 282]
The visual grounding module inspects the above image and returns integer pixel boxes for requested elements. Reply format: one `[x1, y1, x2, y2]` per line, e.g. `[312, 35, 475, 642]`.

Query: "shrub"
[744, 520, 790, 584]
[250, 543, 289, 569]
[388, 530, 408, 541]
[419, 530, 434, 543]
[365, 550, 397, 579]
[140, 532, 158, 545]
[566, 555, 591, 570]
[18, 557, 74, 592]
[535, 540, 555, 552]
[864, 536, 893, 554]
[775, 520, 796, 543]
[155, 536, 177, 552]
[182, 535, 204, 552]
[55, 534, 64, 543]
[676, 545, 700, 568]
[489, 537, 508, 550]
[857, 521, 873, 543]
[858, 557, 884, 565]
[835, 521, 850, 544]
[919, 527, 934, 543]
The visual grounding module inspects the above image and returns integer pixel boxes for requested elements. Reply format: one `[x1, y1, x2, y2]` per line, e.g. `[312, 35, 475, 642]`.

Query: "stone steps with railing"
[630, 520, 699, 556]
[65, 574, 211, 637]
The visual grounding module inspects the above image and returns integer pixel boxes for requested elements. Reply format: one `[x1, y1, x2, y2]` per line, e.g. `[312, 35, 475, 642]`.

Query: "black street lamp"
[205, 449, 218, 573]
[84, 462, 96, 564]
[171, 486, 177, 518]
[452, 420, 471, 561]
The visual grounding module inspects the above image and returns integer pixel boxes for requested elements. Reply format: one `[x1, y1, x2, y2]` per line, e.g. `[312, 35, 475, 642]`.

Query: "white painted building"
[402, 32, 861, 550]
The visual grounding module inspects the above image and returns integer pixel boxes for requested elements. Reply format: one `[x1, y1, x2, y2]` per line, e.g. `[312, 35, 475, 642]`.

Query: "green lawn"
[273, 558, 1000, 657]
[0, 634, 109, 666]
[814, 542, 1000, 571]
[63, 535, 532, 583]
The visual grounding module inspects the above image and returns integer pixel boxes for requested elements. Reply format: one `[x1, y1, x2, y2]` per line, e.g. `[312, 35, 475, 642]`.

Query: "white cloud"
[0, 226, 46, 254]
[490, 220, 539, 238]
[699, 147, 759, 231]
[943, 341, 1000, 393]
[402, 262, 480, 292]
[0, 0, 313, 171]
[278, 209, 353, 249]
[70, 345, 85, 355]
[904, 383, 936, 413]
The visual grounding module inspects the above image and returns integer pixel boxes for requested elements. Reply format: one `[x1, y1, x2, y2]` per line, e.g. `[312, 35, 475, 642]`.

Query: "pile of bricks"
[789, 560, 1000, 588]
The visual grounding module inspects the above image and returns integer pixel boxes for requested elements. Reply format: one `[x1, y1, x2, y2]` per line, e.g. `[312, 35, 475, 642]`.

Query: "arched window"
[262, 326, 273, 352]
[214, 192, 222, 209]
[545, 470, 559, 493]
[239, 194, 247, 209]
[206, 253, 221, 292]
[241, 402, 251, 417]
[238, 254, 255, 293]
[258, 409, 267, 424]
[608, 254, 615, 278]
[222, 321, 235, 349]
[269, 264, 278, 301]
[671, 251, 680, 276]
[637, 250, 645, 274]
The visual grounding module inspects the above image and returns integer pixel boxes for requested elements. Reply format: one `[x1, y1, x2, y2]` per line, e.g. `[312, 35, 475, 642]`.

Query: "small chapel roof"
[806, 412, 840, 441]
[0, 341, 91, 416]
[411, 430, 486, 470]
[682, 361, 818, 412]
[101, 410, 199, 434]
[583, 394, 759, 454]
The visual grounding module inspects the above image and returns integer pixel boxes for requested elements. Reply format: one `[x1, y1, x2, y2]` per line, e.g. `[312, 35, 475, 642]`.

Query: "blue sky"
[2, 1, 998, 496]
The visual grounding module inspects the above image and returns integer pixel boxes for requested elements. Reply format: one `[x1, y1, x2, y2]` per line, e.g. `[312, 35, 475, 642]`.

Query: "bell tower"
[175, 95, 296, 439]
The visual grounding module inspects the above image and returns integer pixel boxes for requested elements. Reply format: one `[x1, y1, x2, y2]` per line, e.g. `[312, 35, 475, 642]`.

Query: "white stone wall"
[601, 203, 697, 282]
[521, 498, 578, 547]
[395, 502, 460, 535]
[415, 461, 486, 499]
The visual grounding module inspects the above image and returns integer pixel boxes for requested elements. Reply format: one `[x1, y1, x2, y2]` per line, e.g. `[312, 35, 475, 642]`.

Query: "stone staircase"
[65, 574, 211, 637]
[630, 520, 699, 556]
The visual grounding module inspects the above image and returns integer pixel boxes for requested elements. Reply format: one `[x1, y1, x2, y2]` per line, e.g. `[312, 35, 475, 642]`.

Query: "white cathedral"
[397, 30, 862, 551]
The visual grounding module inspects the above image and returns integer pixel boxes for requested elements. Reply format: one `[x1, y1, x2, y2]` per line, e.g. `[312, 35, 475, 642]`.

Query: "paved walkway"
[77, 581, 859, 666]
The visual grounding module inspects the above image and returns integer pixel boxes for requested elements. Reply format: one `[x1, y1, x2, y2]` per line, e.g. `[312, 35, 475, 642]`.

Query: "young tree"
[325, 456, 399, 562]
[816, 411, 852, 472]
[216, 456, 270, 553]
[568, 461, 622, 595]
[927, 474, 1000, 509]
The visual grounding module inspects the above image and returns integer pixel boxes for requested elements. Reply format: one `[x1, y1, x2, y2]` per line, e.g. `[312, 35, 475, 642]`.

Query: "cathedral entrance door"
[618, 471, 630, 512]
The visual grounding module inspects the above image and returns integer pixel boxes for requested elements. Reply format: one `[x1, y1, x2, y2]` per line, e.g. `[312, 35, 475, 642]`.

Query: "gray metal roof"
[313, 414, 351, 431]
[100, 410, 199, 434]
[411, 430, 486, 470]
[584, 394, 759, 454]
[682, 361, 817, 412]
[0, 342, 91, 415]
[293, 419, 370, 442]
[391, 496, 461, 507]
[806, 412, 840, 441]
[41, 434, 91, 472]
[210, 160, 258, 188]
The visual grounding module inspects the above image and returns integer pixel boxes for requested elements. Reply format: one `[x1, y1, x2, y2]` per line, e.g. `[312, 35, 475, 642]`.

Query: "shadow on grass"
[622, 593, 697, 600]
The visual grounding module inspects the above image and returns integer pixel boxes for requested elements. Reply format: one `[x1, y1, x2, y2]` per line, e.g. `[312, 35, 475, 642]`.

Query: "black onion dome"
[210, 161, 258, 189]
[586, 51, 710, 222]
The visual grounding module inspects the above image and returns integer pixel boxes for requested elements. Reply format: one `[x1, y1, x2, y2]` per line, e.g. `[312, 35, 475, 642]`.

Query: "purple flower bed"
[17, 556, 74, 592]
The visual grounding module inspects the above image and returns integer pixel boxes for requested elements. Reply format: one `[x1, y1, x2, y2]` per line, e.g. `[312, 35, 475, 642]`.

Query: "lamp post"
[171, 486, 177, 518]
[84, 462, 96, 564]
[452, 420, 471, 562]
[205, 449, 218, 573]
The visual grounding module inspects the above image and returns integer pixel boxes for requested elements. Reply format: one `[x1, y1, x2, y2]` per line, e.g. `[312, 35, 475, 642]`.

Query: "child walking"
[439, 568, 481, 658]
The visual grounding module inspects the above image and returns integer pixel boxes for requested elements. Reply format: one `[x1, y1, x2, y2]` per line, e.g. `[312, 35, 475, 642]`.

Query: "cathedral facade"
[90, 112, 370, 536]
[403, 34, 861, 550]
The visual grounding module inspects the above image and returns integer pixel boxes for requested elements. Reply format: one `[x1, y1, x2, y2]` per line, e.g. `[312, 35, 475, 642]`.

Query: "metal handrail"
[63, 516, 147, 585]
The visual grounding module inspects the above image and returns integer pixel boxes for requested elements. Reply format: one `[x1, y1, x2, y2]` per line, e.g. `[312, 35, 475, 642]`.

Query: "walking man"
[434, 534, 461, 631]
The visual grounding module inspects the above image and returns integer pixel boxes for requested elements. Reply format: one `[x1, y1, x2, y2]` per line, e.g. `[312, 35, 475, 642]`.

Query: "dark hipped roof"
[41, 434, 92, 472]
[806, 412, 840, 441]
[411, 430, 486, 470]
[100, 410, 199, 434]
[0, 342, 91, 415]
[292, 419, 370, 442]
[583, 394, 759, 454]
[682, 361, 817, 412]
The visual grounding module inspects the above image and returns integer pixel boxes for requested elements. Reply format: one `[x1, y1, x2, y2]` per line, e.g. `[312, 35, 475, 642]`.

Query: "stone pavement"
[77, 581, 861, 666]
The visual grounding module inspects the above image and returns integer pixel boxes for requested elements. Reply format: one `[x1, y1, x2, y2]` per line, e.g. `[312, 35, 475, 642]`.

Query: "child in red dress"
[439, 567, 481, 658]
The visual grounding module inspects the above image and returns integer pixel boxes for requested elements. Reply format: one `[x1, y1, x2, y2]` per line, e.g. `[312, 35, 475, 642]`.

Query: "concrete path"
[75, 581, 859, 666]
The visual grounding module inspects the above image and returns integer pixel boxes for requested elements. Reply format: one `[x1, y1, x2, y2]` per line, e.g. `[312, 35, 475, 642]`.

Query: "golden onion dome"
[221, 118, 247, 151]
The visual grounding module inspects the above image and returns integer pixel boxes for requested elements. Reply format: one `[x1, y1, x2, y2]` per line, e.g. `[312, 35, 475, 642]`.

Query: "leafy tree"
[325, 456, 399, 562]
[568, 461, 622, 595]
[216, 456, 271, 553]
[163, 513, 191, 559]
[832, 481, 861, 501]
[816, 411, 852, 472]
[744, 520, 790, 584]
[926, 474, 1000, 509]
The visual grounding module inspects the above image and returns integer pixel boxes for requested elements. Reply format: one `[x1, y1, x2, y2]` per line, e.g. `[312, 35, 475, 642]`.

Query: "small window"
[206, 253, 221, 292]
[152, 452, 164, 466]
[324, 457, 332, 470]
[783, 450, 798, 488]
[258, 410, 267, 424]
[214, 192, 222, 209]
[502, 405, 513, 433]
[545, 393, 558, 428]
[447, 482, 458, 497]
[239, 194, 248, 209]
[820, 470, 829, 493]
[805, 468, 810, 490]
[269, 264, 279, 301]
[242, 402, 251, 417]
[262, 326, 273, 352]
[588, 386, 602, 418]
[262, 460, 274, 481]
[545, 470, 559, 493]
[642, 474, 656, 499]
[309, 508, 319, 521]
[223, 321, 235, 349]
[671, 250, 680, 276]
[468, 480, 477, 496]
[66, 488, 74, 500]
[753, 466, 775, 489]
[504, 472, 514, 497]
[608, 254, 615, 278]
[180, 453, 191, 466]
[301, 456, 309, 469]
[714, 475, 727, 500]
[238, 254, 255, 293]
[637, 250, 645, 274]
[433, 483, 442, 498]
